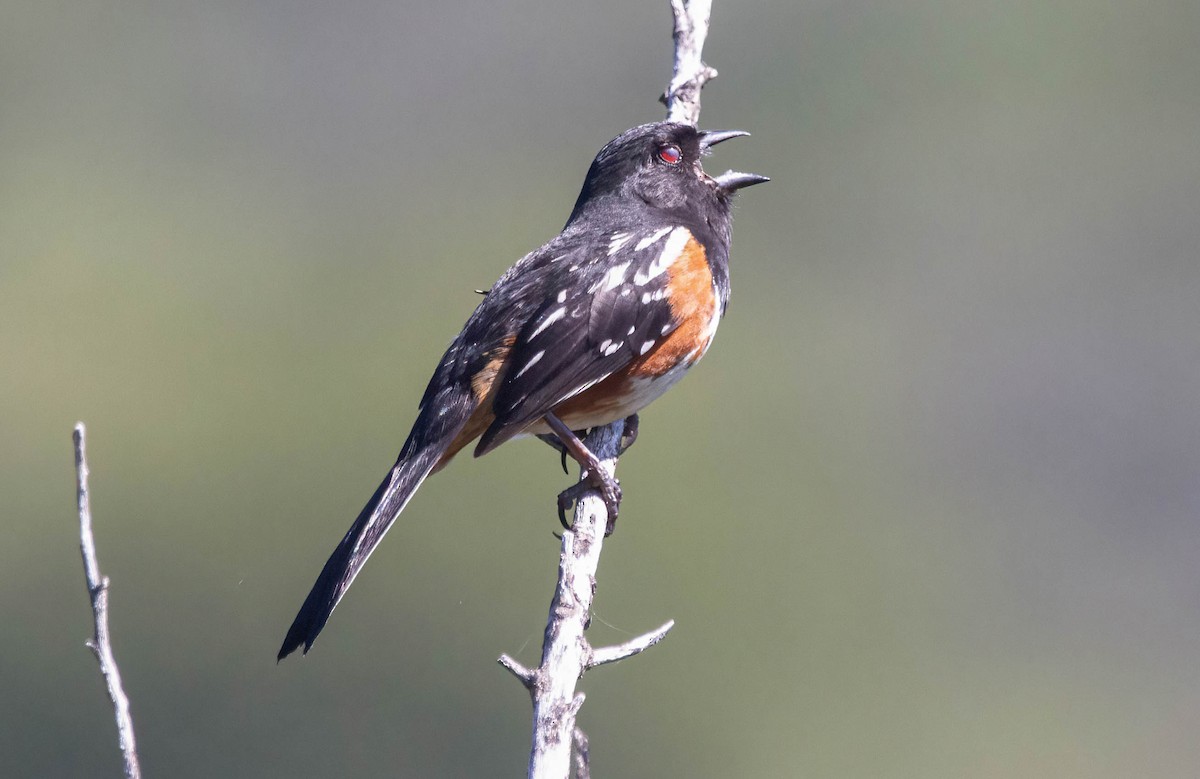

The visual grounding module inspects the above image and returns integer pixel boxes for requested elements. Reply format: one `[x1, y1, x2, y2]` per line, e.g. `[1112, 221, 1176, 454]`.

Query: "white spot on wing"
[634, 227, 690, 285]
[635, 226, 673, 251]
[513, 350, 545, 379]
[601, 261, 630, 291]
[556, 289, 567, 303]
[608, 233, 633, 255]
[530, 306, 566, 338]
[601, 341, 623, 357]
[640, 340, 656, 355]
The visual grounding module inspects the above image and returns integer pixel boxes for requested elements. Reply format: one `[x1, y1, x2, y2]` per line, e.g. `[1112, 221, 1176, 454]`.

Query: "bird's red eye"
[658, 144, 682, 164]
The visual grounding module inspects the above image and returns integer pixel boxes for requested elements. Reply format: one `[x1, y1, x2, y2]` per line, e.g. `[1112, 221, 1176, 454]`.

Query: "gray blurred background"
[4, 0, 1199, 776]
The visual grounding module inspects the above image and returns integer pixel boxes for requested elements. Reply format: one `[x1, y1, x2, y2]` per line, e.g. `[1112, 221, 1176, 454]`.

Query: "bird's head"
[568, 121, 768, 224]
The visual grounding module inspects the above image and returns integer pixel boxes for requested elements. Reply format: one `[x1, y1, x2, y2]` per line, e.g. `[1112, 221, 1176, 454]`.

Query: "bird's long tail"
[278, 385, 474, 660]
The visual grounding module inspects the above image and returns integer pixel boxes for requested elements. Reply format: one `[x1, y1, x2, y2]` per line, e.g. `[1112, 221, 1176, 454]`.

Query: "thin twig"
[586, 619, 676, 669]
[498, 652, 537, 689]
[74, 423, 142, 779]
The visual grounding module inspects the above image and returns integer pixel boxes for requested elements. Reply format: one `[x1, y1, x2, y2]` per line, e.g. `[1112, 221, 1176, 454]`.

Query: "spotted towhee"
[278, 121, 766, 659]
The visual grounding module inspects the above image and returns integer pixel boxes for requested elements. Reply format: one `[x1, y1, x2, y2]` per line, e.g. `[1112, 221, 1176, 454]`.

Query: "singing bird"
[279, 121, 766, 659]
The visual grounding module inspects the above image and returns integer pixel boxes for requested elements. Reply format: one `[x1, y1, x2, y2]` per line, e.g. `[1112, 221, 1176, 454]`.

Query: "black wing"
[475, 225, 692, 453]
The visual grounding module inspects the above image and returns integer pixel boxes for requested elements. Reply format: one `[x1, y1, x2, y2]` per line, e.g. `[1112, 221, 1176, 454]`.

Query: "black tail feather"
[277, 381, 478, 660]
[277, 447, 442, 660]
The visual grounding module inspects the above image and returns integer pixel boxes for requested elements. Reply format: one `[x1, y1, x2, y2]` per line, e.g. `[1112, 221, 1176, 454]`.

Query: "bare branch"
[74, 423, 142, 779]
[587, 619, 676, 670]
[498, 653, 537, 689]
[663, 0, 718, 125]
[525, 422, 623, 777]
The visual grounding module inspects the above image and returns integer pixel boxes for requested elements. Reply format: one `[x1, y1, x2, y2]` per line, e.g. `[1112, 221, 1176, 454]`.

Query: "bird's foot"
[544, 412, 624, 536]
[556, 469, 622, 536]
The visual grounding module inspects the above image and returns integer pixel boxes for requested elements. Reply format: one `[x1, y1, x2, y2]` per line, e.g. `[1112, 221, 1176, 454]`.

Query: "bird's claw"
[556, 488, 575, 531]
[537, 432, 583, 475]
[556, 469, 622, 536]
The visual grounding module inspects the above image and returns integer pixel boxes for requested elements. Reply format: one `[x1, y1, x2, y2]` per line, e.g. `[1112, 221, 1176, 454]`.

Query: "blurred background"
[4, 0, 1199, 776]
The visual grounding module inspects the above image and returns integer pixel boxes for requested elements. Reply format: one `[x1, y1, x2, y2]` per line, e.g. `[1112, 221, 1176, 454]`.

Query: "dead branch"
[74, 423, 142, 779]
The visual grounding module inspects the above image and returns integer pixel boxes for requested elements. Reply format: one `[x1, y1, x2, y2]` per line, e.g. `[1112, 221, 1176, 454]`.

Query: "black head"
[567, 121, 768, 226]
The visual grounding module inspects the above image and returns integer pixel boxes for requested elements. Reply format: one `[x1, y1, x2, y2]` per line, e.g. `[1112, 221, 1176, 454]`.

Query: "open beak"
[712, 170, 770, 193]
[698, 129, 751, 150]
[698, 130, 769, 193]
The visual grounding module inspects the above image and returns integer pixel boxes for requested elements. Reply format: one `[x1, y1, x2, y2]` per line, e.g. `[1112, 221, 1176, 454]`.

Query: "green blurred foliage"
[3, 0, 1199, 776]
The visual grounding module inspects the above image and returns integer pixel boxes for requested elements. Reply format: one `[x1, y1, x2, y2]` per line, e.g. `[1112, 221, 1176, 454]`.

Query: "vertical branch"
[499, 422, 615, 777]
[500, 2, 716, 777]
[499, 422, 676, 777]
[522, 423, 619, 776]
[664, 0, 717, 126]
[74, 423, 142, 779]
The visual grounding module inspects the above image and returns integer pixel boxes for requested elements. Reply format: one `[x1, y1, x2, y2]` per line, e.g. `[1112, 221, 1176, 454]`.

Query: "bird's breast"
[541, 234, 722, 431]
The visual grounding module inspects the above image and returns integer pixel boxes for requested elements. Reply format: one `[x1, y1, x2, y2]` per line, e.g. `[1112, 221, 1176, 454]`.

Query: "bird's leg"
[543, 412, 622, 535]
